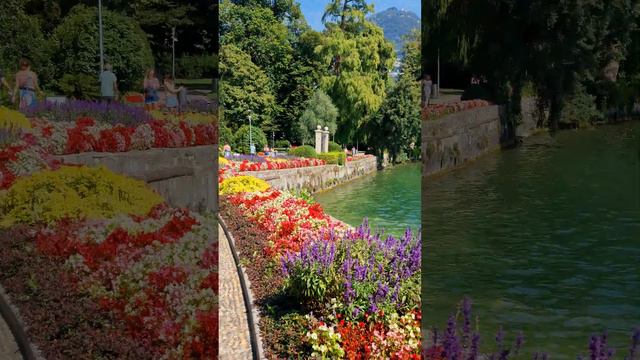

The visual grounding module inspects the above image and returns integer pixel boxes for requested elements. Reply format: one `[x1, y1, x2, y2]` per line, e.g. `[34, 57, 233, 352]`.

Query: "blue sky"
[298, 0, 421, 31]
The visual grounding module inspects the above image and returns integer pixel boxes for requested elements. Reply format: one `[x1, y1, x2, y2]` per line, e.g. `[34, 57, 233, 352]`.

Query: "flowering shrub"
[227, 189, 346, 256]
[1, 106, 32, 130]
[282, 222, 420, 320]
[22, 100, 152, 127]
[35, 205, 218, 359]
[422, 100, 492, 121]
[219, 175, 270, 195]
[305, 318, 345, 359]
[0, 143, 60, 189]
[0, 165, 163, 227]
[151, 110, 218, 125]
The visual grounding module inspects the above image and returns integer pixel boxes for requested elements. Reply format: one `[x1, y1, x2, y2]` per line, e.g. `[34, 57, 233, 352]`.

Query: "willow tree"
[316, 0, 395, 144]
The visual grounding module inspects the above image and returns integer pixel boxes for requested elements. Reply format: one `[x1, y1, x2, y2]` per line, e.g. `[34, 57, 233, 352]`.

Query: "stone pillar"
[322, 127, 330, 153]
[314, 125, 323, 154]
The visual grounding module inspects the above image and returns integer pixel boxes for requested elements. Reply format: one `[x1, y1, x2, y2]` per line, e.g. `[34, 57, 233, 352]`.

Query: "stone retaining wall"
[240, 156, 378, 193]
[56, 145, 217, 212]
[422, 99, 539, 176]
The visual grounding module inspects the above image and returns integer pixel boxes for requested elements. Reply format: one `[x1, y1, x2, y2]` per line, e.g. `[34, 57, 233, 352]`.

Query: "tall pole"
[172, 27, 176, 79]
[437, 47, 441, 94]
[98, 0, 104, 72]
[249, 115, 253, 154]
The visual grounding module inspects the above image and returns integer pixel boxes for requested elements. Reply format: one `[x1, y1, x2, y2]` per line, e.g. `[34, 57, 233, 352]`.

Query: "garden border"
[0, 285, 40, 360]
[217, 214, 265, 360]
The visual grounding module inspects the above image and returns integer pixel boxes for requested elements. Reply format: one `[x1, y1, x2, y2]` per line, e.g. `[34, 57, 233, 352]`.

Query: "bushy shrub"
[289, 145, 317, 159]
[328, 141, 342, 152]
[561, 83, 603, 128]
[0, 1, 53, 86]
[0, 166, 164, 227]
[219, 124, 233, 147]
[49, 5, 153, 93]
[275, 139, 291, 148]
[233, 125, 268, 154]
[0, 106, 31, 130]
[176, 54, 217, 79]
[318, 151, 346, 165]
[219, 175, 270, 195]
[57, 73, 100, 100]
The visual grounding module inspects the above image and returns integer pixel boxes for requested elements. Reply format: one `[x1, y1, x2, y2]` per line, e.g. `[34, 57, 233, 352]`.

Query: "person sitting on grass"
[143, 69, 160, 110]
[12, 58, 41, 110]
[163, 74, 184, 112]
[99, 63, 119, 103]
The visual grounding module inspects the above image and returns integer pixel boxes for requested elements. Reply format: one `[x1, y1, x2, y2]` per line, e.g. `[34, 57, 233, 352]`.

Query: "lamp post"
[98, 0, 104, 72]
[248, 113, 255, 155]
[172, 27, 177, 79]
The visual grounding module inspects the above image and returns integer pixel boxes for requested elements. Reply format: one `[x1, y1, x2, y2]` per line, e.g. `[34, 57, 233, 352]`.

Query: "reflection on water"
[423, 123, 640, 356]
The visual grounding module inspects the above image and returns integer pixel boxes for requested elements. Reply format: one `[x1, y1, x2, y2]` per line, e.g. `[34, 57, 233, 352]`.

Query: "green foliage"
[57, 74, 100, 100]
[561, 84, 603, 128]
[328, 141, 341, 152]
[317, 19, 395, 143]
[368, 75, 421, 164]
[0, 1, 53, 86]
[176, 54, 217, 79]
[318, 151, 346, 165]
[299, 90, 338, 145]
[289, 145, 317, 159]
[219, 124, 233, 147]
[49, 5, 153, 93]
[275, 139, 291, 148]
[233, 125, 268, 154]
[220, 44, 275, 131]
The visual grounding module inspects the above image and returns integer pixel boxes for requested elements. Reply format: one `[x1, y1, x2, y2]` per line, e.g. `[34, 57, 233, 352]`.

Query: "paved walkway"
[0, 315, 22, 360]
[219, 224, 253, 360]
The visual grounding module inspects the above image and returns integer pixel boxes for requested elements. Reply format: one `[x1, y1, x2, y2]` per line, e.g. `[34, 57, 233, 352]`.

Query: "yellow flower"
[0, 106, 31, 131]
[219, 157, 229, 166]
[0, 166, 164, 227]
[219, 176, 269, 195]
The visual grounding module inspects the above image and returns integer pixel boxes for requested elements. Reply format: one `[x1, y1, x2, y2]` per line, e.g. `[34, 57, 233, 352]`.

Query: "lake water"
[423, 122, 640, 356]
[316, 122, 640, 356]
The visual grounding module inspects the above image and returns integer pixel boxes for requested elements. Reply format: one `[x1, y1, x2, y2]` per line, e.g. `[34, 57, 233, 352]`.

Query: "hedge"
[318, 151, 346, 165]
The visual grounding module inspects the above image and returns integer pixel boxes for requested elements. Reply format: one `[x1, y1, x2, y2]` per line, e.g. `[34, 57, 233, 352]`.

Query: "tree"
[0, 0, 52, 86]
[219, 44, 276, 132]
[49, 5, 154, 92]
[368, 32, 421, 163]
[233, 124, 268, 154]
[316, 4, 395, 144]
[299, 90, 338, 145]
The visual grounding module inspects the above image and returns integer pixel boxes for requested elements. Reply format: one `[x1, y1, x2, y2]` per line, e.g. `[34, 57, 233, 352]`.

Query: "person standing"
[12, 58, 41, 110]
[422, 74, 433, 108]
[99, 63, 119, 103]
[143, 69, 160, 110]
[223, 144, 231, 158]
[163, 74, 184, 111]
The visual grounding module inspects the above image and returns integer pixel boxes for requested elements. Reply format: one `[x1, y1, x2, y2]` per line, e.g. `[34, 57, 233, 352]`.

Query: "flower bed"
[218, 156, 326, 183]
[0, 104, 219, 358]
[219, 175, 421, 359]
[346, 154, 375, 162]
[422, 100, 492, 121]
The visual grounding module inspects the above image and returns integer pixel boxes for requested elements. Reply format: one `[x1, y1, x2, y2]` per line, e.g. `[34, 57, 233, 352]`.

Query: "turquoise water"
[423, 123, 640, 356]
[314, 162, 421, 237]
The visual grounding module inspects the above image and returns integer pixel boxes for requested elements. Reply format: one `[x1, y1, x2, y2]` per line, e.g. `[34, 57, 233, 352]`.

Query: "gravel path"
[219, 224, 253, 360]
[0, 315, 21, 360]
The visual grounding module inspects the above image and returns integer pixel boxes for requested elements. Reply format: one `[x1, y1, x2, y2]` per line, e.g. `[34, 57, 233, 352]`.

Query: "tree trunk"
[549, 94, 563, 132]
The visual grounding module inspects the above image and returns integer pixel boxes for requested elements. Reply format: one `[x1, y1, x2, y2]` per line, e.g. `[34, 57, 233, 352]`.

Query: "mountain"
[369, 7, 420, 56]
